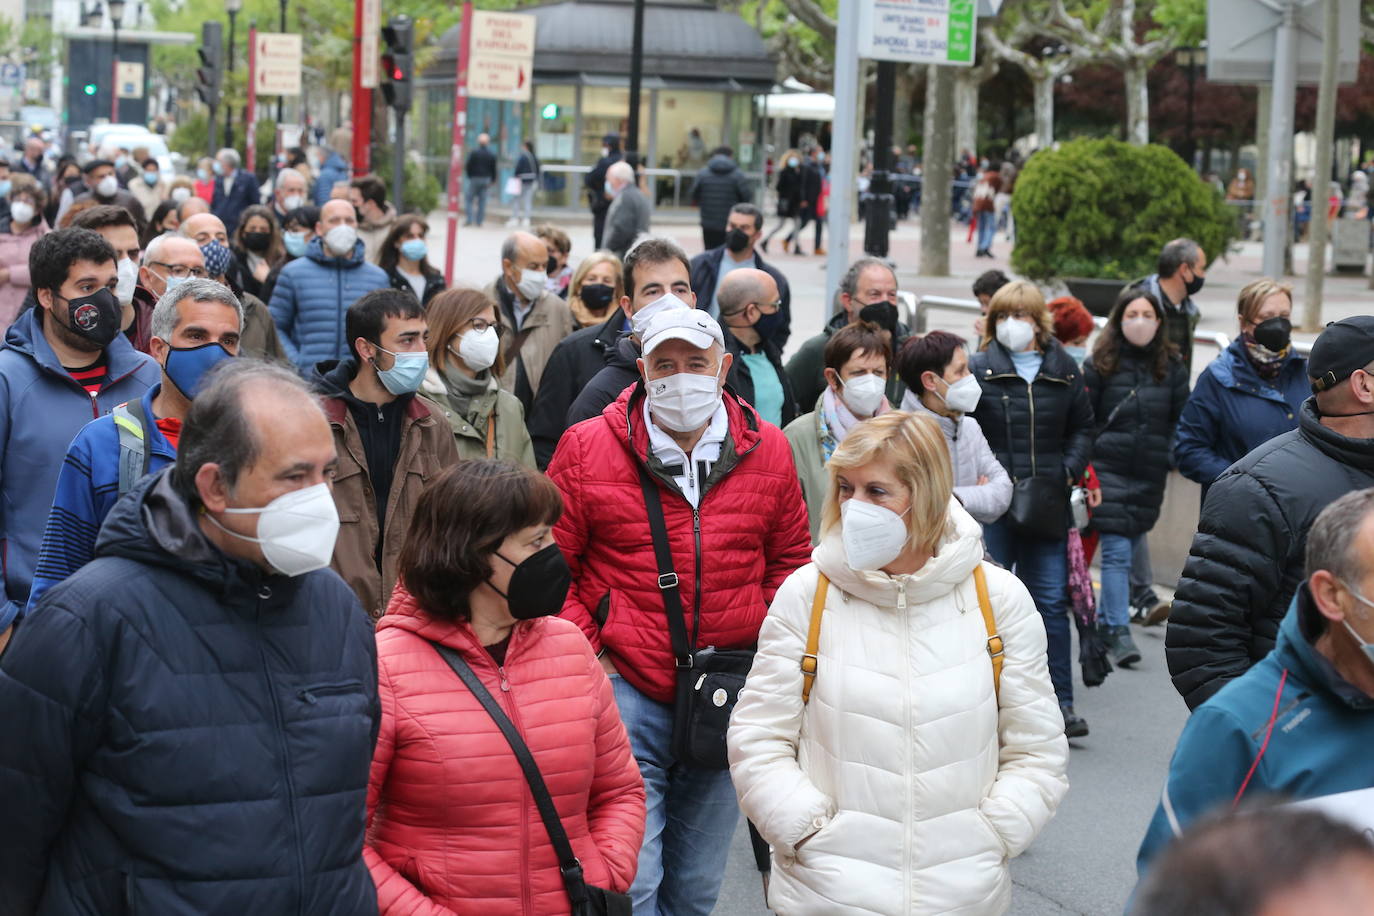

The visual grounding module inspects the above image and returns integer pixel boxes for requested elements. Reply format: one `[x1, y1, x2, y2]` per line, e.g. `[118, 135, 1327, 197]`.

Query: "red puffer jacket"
[364, 584, 646, 915]
[548, 383, 812, 703]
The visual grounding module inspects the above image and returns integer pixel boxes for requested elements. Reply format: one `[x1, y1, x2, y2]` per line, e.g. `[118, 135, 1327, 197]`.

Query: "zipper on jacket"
[498, 665, 510, 692]
[492, 663, 534, 916]
[901, 598, 914, 914]
[1027, 380, 1038, 477]
[89, 389, 98, 418]
[692, 507, 702, 647]
[254, 589, 307, 916]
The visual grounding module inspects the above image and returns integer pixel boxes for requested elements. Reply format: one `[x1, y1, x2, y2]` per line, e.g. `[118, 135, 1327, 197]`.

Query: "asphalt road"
[712, 610, 1191, 916]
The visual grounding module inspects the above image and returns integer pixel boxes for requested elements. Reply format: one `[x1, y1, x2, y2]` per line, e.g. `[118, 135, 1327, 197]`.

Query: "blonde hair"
[570, 251, 624, 308]
[983, 279, 1054, 350]
[1235, 277, 1293, 325]
[821, 412, 954, 556]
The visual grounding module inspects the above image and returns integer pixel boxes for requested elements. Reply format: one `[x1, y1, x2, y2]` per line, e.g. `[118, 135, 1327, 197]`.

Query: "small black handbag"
[636, 465, 753, 771]
[429, 642, 633, 916]
[1007, 475, 1070, 541]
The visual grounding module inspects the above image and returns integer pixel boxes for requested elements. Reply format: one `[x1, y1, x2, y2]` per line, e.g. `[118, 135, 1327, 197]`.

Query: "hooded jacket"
[528, 309, 628, 469]
[27, 382, 177, 612]
[728, 504, 1069, 915]
[269, 236, 390, 369]
[315, 150, 350, 206]
[365, 584, 645, 915]
[691, 154, 753, 230]
[566, 332, 642, 430]
[1167, 399, 1374, 710]
[1173, 338, 1309, 495]
[905, 396, 1013, 525]
[548, 383, 812, 703]
[1140, 587, 1374, 872]
[0, 468, 380, 915]
[0, 307, 159, 630]
[314, 358, 458, 619]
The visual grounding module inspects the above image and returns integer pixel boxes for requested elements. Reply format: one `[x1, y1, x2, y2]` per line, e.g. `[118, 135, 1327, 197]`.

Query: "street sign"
[1207, 0, 1359, 85]
[359, 0, 380, 88]
[859, 0, 976, 66]
[116, 62, 144, 99]
[0, 62, 22, 87]
[254, 32, 302, 96]
[468, 9, 535, 102]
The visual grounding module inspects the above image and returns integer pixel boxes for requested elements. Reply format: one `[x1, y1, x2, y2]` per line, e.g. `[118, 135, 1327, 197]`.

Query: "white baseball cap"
[641, 308, 725, 355]
[630, 292, 692, 337]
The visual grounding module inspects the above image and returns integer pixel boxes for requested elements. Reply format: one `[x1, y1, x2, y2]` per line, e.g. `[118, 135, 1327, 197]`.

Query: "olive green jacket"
[782, 394, 835, 545]
[421, 368, 537, 468]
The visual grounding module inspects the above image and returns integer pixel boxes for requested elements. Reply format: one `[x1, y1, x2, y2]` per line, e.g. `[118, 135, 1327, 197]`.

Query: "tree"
[981, 0, 1094, 146]
[740, 0, 837, 90]
[921, 64, 956, 275]
[954, 52, 1000, 157]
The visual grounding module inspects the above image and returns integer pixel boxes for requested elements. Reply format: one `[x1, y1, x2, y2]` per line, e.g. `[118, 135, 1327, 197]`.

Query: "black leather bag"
[637, 465, 753, 771]
[429, 642, 632, 916]
[1007, 476, 1070, 541]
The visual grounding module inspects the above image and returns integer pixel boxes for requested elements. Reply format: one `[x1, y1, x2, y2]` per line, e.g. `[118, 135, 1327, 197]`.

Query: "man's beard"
[45, 304, 104, 354]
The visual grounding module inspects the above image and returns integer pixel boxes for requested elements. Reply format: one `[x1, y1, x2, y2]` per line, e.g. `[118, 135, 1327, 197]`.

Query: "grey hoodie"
[901, 392, 1013, 524]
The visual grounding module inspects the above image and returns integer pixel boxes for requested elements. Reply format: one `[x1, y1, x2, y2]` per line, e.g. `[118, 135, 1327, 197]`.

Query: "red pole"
[444, 1, 473, 287]
[110, 40, 120, 123]
[351, 0, 372, 176]
[246, 25, 257, 173]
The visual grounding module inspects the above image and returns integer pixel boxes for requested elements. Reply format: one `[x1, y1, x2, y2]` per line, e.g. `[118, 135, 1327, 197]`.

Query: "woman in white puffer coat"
[728, 411, 1069, 915]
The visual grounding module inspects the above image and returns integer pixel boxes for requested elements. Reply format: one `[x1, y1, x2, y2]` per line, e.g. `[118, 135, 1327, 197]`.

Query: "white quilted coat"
[727, 501, 1069, 915]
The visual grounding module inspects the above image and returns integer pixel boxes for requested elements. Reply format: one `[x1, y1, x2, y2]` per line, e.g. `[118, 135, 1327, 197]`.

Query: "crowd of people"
[0, 125, 1372, 916]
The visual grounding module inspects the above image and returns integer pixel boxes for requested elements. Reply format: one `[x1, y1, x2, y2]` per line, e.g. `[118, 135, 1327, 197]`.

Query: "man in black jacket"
[0, 359, 379, 915]
[691, 146, 752, 250]
[584, 132, 622, 249]
[1167, 316, 1374, 710]
[690, 202, 792, 350]
[464, 133, 497, 227]
[717, 267, 796, 428]
[528, 307, 628, 469]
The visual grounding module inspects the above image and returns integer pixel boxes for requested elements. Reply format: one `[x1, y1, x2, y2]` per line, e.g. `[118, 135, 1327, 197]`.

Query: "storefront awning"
[762, 92, 836, 122]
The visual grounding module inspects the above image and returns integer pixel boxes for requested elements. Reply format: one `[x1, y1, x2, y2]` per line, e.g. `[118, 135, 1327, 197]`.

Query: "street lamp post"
[109, 0, 125, 123]
[1176, 45, 1207, 171]
[225, 0, 242, 149]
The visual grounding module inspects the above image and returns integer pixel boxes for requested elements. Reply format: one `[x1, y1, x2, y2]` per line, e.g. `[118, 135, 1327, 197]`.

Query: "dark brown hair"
[622, 237, 690, 297]
[823, 320, 892, 373]
[426, 287, 506, 376]
[898, 330, 967, 394]
[377, 214, 440, 279]
[1090, 285, 1178, 381]
[398, 460, 564, 621]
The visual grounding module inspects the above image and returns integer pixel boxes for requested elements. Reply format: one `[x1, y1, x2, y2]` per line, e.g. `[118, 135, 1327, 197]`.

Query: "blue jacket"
[1138, 586, 1374, 876]
[269, 236, 389, 369]
[0, 468, 380, 915]
[211, 167, 263, 235]
[0, 307, 159, 631]
[1174, 339, 1308, 493]
[315, 150, 350, 206]
[26, 382, 176, 613]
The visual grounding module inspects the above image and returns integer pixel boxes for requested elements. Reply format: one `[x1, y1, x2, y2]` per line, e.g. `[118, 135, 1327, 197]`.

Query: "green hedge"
[1010, 138, 1239, 282]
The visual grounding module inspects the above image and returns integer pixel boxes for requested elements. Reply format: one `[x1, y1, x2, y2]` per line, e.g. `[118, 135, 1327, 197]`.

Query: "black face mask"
[580, 282, 616, 313]
[489, 543, 571, 620]
[725, 228, 751, 253]
[55, 287, 121, 348]
[858, 301, 898, 336]
[546, 254, 559, 274]
[242, 231, 272, 253]
[1252, 316, 1292, 353]
[1183, 268, 1205, 297]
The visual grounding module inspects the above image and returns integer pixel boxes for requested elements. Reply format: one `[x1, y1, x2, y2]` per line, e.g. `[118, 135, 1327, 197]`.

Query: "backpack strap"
[801, 572, 829, 705]
[974, 565, 1004, 699]
[111, 400, 150, 496]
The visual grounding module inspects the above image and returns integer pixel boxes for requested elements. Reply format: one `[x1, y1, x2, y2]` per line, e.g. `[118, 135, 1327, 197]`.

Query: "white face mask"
[840, 373, 885, 417]
[115, 257, 138, 306]
[631, 292, 692, 337]
[939, 374, 983, 414]
[324, 224, 357, 255]
[9, 201, 34, 225]
[1122, 316, 1160, 348]
[454, 326, 500, 372]
[282, 193, 305, 211]
[840, 498, 910, 572]
[96, 174, 119, 197]
[171, 186, 191, 204]
[206, 483, 340, 577]
[996, 317, 1036, 353]
[516, 268, 547, 302]
[645, 367, 722, 433]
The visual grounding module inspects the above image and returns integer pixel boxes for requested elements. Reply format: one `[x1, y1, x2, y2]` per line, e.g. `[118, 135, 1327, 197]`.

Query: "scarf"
[569, 294, 613, 329]
[820, 387, 889, 461]
[441, 365, 499, 429]
[1241, 332, 1288, 381]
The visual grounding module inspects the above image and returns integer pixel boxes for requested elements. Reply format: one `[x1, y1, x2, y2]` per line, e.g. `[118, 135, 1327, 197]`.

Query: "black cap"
[1310, 315, 1374, 393]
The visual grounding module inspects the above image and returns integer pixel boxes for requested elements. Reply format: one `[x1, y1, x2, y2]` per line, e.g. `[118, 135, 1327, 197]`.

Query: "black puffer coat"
[1166, 399, 1374, 710]
[0, 469, 380, 914]
[1083, 349, 1190, 537]
[527, 309, 627, 469]
[969, 338, 1095, 498]
[691, 154, 753, 229]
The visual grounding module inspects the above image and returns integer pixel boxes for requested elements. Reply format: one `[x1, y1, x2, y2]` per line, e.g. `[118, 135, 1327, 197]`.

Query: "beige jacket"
[358, 204, 398, 263]
[483, 277, 575, 401]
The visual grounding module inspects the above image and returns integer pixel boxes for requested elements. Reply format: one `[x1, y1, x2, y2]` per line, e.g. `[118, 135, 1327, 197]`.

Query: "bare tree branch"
[776, 0, 837, 44]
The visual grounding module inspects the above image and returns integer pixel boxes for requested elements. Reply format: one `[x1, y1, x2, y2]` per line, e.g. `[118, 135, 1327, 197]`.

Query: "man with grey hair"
[0, 358, 380, 915]
[1140, 237, 1206, 371]
[1139, 486, 1374, 874]
[272, 166, 310, 224]
[211, 146, 261, 236]
[139, 233, 208, 303]
[484, 230, 574, 412]
[602, 160, 650, 258]
[26, 278, 243, 610]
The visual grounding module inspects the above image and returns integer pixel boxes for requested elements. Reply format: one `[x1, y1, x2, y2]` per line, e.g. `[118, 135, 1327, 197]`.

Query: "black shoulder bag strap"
[428, 641, 592, 911]
[635, 463, 693, 669]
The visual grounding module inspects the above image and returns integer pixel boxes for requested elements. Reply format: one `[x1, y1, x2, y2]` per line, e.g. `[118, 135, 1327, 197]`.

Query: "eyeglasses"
[755, 299, 782, 315]
[149, 262, 209, 279]
[467, 317, 507, 336]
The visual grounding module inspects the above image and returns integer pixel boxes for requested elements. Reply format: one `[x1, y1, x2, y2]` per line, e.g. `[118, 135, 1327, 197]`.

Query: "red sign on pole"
[444, 1, 475, 287]
[246, 24, 258, 174]
[351, 0, 373, 177]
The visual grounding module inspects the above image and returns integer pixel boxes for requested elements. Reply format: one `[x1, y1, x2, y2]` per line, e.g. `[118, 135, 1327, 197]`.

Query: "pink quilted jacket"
[365, 584, 646, 915]
[548, 384, 813, 703]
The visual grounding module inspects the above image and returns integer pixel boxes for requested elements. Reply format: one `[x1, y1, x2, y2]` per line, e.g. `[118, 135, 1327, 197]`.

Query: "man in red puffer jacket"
[550, 304, 810, 915]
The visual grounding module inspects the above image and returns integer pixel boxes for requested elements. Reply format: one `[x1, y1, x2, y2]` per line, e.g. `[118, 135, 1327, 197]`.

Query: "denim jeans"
[611, 674, 740, 916]
[1098, 533, 1143, 628]
[465, 176, 492, 225]
[984, 521, 1073, 706]
[976, 210, 996, 251]
[1131, 538, 1157, 607]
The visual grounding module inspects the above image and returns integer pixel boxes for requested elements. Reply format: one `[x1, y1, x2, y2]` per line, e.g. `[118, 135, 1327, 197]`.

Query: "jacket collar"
[1280, 584, 1374, 710]
[980, 337, 1079, 383]
[304, 235, 366, 267]
[593, 308, 629, 355]
[493, 275, 553, 330]
[1214, 337, 1307, 390]
[378, 581, 538, 668]
[3, 305, 151, 384]
[1302, 398, 1374, 471]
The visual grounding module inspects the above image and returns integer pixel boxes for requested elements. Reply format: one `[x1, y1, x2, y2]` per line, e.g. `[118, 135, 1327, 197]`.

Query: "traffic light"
[196, 20, 223, 109]
[380, 15, 414, 113]
[83, 82, 98, 96]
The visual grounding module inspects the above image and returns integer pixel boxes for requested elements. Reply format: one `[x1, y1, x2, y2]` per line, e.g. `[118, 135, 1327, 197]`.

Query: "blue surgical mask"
[1065, 345, 1088, 365]
[284, 231, 308, 257]
[1340, 580, 1374, 667]
[161, 274, 188, 293]
[162, 342, 236, 399]
[212, 160, 225, 176]
[196, 168, 210, 182]
[400, 238, 428, 262]
[372, 346, 429, 396]
[143, 171, 159, 186]
[0, 180, 12, 198]
[115, 156, 128, 170]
